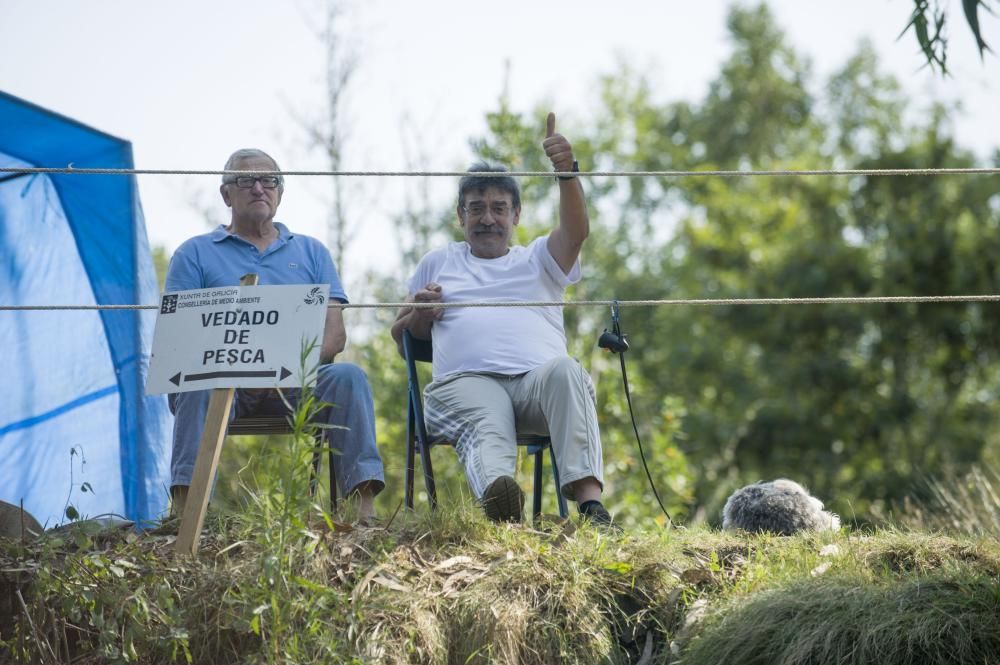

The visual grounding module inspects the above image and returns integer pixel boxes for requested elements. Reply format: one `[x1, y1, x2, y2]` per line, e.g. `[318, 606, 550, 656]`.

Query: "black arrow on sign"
[169, 367, 293, 385]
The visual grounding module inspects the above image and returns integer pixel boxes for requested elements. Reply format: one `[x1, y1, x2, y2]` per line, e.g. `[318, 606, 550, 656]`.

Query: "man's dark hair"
[457, 161, 520, 211]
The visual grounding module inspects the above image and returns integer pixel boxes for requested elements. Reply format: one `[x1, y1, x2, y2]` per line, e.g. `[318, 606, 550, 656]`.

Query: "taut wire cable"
[3, 166, 997, 311]
[4, 294, 1000, 312]
[1, 166, 999, 178]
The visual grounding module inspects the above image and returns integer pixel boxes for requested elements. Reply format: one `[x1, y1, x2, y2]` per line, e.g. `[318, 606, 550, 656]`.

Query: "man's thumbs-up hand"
[542, 112, 576, 175]
[545, 111, 557, 139]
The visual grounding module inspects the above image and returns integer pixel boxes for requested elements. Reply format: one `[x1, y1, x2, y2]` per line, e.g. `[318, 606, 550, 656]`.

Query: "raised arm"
[543, 112, 590, 274]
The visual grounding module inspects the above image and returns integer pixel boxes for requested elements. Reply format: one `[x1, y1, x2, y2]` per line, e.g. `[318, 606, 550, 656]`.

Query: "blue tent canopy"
[0, 91, 171, 527]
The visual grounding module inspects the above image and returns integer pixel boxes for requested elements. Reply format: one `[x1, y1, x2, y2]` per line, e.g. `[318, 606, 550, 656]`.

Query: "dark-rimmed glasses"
[461, 202, 513, 221]
[226, 175, 282, 189]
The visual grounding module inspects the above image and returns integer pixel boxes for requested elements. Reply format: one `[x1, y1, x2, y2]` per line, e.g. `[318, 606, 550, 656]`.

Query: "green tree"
[351, 3, 1000, 527]
[653, 7, 1000, 520]
[151, 244, 169, 291]
[450, 3, 1000, 524]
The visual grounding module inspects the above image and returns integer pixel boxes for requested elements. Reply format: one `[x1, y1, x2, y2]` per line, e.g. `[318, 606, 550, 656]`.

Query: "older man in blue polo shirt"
[165, 148, 384, 520]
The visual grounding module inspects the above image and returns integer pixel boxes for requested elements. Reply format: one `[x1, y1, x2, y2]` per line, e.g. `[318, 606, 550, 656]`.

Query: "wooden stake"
[175, 273, 258, 556]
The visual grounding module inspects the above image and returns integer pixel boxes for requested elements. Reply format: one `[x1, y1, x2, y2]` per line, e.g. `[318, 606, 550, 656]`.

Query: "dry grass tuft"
[2, 499, 1000, 664]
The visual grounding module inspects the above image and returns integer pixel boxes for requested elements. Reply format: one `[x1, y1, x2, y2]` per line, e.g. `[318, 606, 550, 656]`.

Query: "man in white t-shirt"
[391, 113, 614, 528]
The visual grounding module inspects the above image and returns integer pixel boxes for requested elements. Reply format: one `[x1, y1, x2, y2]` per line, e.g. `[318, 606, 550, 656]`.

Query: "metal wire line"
[1, 166, 999, 178]
[4, 294, 1000, 312]
[2, 167, 995, 310]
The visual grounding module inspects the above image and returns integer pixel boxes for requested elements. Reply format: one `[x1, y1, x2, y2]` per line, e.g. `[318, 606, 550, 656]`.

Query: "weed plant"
[899, 464, 1000, 536]
[683, 575, 1000, 665]
[2, 348, 1000, 662]
[4, 507, 1000, 663]
[224, 341, 352, 663]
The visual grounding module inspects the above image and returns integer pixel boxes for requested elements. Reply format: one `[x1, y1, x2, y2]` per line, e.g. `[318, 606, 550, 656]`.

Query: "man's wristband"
[557, 160, 580, 181]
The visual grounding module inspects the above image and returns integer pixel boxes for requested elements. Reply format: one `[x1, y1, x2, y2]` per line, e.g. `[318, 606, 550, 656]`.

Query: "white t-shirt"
[408, 236, 581, 380]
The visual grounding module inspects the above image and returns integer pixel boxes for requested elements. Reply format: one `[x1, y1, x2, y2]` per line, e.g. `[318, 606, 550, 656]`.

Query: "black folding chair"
[402, 329, 568, 520]
[228, 414, 338, 513]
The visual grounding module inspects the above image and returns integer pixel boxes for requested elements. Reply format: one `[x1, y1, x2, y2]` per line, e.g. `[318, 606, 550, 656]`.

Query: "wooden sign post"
[175, 273, 257, 556]
[147, 273, 329, 556]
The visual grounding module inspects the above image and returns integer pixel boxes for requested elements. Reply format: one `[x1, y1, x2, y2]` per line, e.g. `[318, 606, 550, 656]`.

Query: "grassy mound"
[684, 576, 1000, 665]
[2, 502, 999, 664]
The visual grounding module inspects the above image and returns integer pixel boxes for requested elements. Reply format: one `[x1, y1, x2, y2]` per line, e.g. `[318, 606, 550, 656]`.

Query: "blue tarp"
[0, 91, 171, 527]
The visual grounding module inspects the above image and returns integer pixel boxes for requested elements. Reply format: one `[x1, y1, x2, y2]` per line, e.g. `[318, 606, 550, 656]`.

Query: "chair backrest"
[402, 329, 433, 364]
[402, 329, 433, 442]
[402, 329, 433, 411]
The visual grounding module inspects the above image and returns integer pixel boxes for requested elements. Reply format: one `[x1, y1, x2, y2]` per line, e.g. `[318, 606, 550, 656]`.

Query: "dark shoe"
[579, 500, 622, 534]
[482, 476, 524, 523]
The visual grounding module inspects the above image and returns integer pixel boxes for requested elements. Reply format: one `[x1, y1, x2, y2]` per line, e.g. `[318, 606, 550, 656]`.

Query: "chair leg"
[327, 447, 338, 514]
[405, 406, 416, 510]
[411, 397, 438, 511]
[549, 447, 569, 518]
[418, 438, 437, 511]
[309, 443, 322, 499]
[532, 449, 543, 519]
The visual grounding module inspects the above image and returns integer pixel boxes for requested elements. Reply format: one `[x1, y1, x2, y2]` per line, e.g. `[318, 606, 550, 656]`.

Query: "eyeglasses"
[226, 175, 282, 189]
[461, 202, 514, 221]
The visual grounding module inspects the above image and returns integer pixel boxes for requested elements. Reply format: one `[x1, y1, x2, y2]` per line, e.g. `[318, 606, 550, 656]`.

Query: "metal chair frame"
[402, 329, 568, 519]
[227, 414, 338, 513]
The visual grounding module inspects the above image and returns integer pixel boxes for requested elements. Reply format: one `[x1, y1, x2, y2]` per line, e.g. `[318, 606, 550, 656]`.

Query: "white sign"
[145, 284, 330, 394]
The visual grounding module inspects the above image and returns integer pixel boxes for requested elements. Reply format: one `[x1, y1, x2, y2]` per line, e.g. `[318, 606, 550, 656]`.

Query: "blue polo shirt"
[164, 222, 348, 303]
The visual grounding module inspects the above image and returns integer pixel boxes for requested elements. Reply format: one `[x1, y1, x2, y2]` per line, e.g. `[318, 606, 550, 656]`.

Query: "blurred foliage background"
[156, 5, 1000, 531]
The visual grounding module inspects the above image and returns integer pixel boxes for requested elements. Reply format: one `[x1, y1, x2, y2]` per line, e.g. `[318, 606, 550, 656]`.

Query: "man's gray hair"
[458, 161, 520, 210]
[222, 148, 284, 188]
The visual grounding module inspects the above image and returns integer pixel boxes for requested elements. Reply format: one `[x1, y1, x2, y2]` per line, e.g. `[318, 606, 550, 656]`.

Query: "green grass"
[4, 360, 999, 664]
[684, 576, 1000, 665]
[3, 502, 1000, 664]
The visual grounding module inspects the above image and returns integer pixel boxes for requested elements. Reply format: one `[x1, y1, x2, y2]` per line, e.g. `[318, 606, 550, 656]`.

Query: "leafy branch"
[902, 0, 994, 75]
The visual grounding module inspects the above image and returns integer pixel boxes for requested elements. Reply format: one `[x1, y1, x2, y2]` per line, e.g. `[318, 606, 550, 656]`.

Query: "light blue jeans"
[168, 362, 385, 497]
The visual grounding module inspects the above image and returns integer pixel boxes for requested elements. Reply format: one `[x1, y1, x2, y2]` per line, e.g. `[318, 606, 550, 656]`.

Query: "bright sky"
[2, 0, 997, 288]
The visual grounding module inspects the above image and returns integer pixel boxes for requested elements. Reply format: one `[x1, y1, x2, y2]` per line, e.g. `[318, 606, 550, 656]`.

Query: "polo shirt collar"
[211, 222, 295, 244]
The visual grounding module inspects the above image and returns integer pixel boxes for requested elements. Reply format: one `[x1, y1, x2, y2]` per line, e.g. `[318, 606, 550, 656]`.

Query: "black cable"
[601, 301, 673, 526]
[617, 348, 673, 526]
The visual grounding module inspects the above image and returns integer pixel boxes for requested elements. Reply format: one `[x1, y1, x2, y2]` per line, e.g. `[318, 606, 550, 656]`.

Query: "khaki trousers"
[424, 356, 603, 501]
